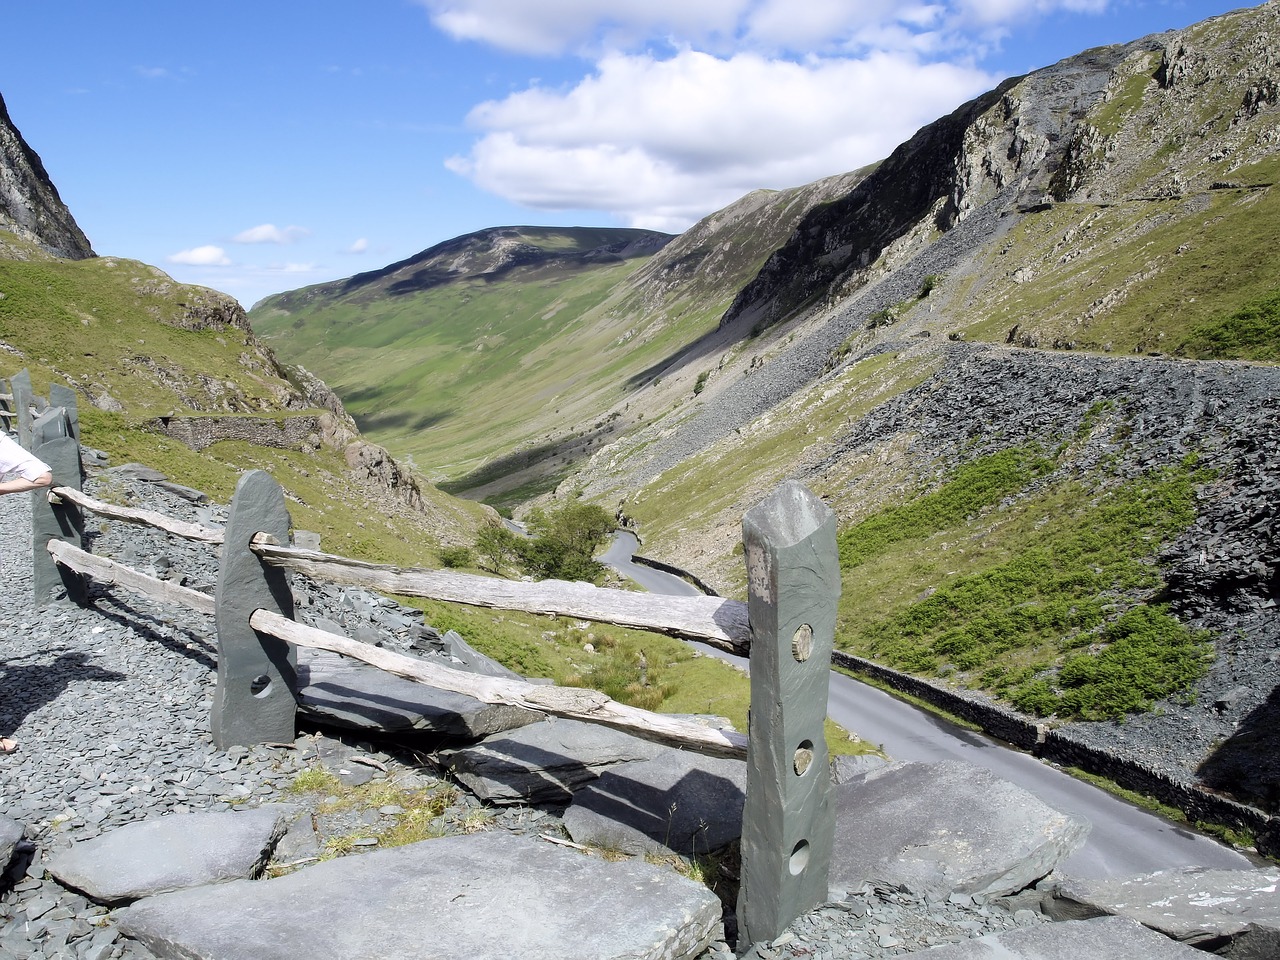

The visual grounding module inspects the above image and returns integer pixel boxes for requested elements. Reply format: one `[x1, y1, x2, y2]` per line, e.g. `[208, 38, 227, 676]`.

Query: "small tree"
[519, 501, 615, 583]
[475, 524, 522, 575]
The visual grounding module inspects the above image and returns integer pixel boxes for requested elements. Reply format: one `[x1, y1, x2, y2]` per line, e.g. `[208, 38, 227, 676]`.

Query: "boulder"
[1043, 866, 1280, 957]
[563, 749, 747, 856]
[441, 716, 666, 805]
[46, 808, 288, 906]
[115, 832, 720, 960]
[296, 647, 540, 738]
[894, 916, 1205, 959]
[831, 760, 1089, 901]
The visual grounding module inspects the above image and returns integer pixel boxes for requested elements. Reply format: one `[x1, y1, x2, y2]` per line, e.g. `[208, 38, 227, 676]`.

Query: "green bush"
[439, 545, 474, 569]
[693, 371, 709, 395]
[845, 456, 1214, 720]
[519, 501, 615, 583]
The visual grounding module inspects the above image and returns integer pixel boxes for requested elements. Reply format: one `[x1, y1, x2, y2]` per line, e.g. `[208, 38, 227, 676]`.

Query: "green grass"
[955, 155, 1280, 355]
[628, 350, 938, 573]
[1177, 288, 1280, 361]
[838, 454, 1215, 721]
[412, 598, 872, 756]
[838, 446, 1056, 568]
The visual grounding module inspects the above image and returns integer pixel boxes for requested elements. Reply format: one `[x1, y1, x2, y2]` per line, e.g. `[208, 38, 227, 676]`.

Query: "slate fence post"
[736, 480, 840, 948]
[10, 368, 33, 446]
[211, 469, 298, 748]
[24, 377, 87, 606]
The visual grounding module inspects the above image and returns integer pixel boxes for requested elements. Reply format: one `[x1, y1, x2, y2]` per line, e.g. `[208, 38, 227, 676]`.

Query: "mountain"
[252, 176, 866, 501]
[0, 100, 486, 565]
[256, 1, 1280, 812]
[0, 92, 94, 260]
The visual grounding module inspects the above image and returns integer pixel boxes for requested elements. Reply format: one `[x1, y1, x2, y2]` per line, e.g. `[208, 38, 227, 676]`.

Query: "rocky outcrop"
[0, 92, 94, 260]
[721, 2, 1280, 334]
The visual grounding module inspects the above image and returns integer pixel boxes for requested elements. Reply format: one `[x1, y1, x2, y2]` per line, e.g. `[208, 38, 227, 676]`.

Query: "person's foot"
[0, 738, 17, 754]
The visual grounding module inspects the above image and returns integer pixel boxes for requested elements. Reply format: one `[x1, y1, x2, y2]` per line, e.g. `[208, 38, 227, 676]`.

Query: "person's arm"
[0, 470, 53, 495]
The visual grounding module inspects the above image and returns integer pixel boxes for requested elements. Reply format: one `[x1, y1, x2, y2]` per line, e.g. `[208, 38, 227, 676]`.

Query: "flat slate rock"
[296, 647, 540, 738]
[895, 916, 1205, 959]
[46, 807, 288, 906]
[563, 749, 746, 856]
[441, 715, 667, 805]
[115, 831, 721, 960]
[1044, 866, 1280, 955]
[831, 760, 1089, 902]
[0, 815, 22, 871]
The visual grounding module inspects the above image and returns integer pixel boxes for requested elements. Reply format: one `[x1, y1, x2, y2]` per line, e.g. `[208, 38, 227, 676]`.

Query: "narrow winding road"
[602, 532, 1259, 878]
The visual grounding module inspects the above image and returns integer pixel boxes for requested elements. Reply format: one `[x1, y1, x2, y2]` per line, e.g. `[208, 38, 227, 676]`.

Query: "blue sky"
[0, 0, 1248, 308]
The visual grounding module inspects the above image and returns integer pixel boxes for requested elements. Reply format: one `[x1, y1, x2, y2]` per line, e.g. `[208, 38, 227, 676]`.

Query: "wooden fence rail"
[18, 369, 837, 947]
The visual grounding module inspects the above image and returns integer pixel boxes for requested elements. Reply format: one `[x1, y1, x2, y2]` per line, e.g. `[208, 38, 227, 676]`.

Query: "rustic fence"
[6, 372, 837, 945]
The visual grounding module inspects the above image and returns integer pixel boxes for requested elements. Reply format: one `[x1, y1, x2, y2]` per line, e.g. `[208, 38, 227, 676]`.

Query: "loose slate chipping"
[831, 760, 1089, 901]
[894, 916, 1206, 959]
[114, 831, 721, 960]
[46, 808, 288, 906]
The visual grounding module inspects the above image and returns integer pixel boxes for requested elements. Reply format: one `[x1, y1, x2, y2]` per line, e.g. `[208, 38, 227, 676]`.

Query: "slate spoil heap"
[1, 467, 1278, 960]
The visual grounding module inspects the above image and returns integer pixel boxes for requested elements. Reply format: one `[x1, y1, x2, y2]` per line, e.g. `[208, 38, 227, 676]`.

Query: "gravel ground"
[0, 469, 1052, 959]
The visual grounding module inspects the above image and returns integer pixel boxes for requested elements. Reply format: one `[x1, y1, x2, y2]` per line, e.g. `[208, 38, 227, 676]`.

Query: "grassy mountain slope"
[247, 4, 1280, 806]
[251, 177, 866, 504]
[548, 1, 1280, 771]
[0, 233, 487, 563]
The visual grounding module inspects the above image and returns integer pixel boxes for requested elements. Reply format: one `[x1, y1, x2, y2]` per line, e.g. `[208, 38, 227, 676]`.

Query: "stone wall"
[151, 415, 323, 452]
[831, 650, 1280, 858]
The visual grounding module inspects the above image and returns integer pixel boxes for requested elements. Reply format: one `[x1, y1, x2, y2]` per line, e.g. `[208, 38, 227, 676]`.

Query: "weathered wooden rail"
[12, 370, 839, 945]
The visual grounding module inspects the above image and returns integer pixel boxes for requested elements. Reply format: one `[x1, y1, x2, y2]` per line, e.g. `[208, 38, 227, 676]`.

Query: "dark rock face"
[0, 91, 94, 259]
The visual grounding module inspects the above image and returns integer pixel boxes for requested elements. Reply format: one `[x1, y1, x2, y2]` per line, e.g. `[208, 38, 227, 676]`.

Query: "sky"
[0, 0, 1251, 308]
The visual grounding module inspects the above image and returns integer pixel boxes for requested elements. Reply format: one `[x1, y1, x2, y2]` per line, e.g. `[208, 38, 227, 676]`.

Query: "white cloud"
[232, 223, 310, 245]
[418, 0, 1111, 55]
[167, 245, 231, 267]
[447, 49, 998, 231]
[268, 262, 321, 274]
[345, 238, 370, 254]
[419, 0, 745, 55]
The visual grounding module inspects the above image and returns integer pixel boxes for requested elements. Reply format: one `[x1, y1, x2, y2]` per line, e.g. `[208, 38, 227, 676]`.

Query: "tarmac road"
[602, 531, 1260, 878]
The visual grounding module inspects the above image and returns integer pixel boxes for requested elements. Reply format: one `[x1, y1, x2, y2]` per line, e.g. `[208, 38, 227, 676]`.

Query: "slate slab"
[0, 815, 23, 873]
[831, 760, 1089, 901]
[441, 716, 667, 805]
[114, 831, 721, 960]
[1044, 866, 1280, 957]
[296, 647, 540, 738]
[562, 749, 747, 856]
[443, 629, 527, 681]
[46, 808, 288, 906]
[894, 916, 1205, 959]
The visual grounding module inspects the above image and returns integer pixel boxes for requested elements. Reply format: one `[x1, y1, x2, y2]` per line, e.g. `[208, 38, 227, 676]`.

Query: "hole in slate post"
[793, 740, 814, 776]
[250, 674, 273, 698]
[789, 840, 810, 876]
[791, 624, 813, 662]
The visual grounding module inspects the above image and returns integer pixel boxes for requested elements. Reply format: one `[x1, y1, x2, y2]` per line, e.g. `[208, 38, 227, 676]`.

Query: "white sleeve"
[0, 432, 52, 481]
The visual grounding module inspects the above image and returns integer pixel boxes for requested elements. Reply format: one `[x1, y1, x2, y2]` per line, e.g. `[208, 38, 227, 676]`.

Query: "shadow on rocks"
[0, 650, 127, 733]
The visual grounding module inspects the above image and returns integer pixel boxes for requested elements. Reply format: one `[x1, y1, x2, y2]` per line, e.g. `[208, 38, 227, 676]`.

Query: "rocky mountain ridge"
[0, 92, 94, 261]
